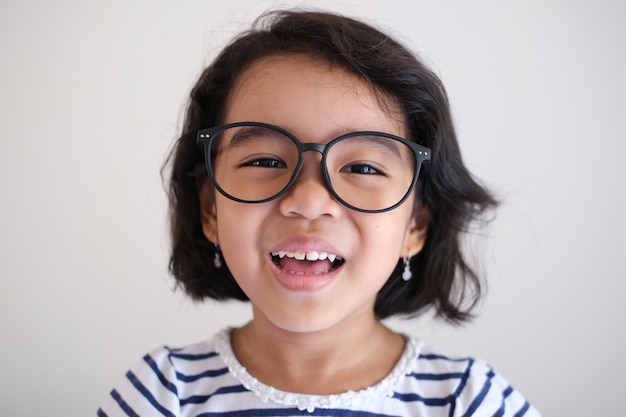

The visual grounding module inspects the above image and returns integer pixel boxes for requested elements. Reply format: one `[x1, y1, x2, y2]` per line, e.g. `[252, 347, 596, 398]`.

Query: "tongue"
[278, 257, 334, 275]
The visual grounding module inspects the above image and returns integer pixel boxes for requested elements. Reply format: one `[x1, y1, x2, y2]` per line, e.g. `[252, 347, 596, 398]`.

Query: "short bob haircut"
[165, 10, 497, 323]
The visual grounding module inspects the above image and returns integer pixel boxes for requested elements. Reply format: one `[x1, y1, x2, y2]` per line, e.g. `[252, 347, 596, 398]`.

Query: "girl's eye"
[246, 158, 286, 168]
[342, 164, 382, 175]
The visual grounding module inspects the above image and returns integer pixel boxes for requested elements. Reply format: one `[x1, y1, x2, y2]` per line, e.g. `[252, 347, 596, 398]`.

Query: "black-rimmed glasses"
[197, 122, 430, 213]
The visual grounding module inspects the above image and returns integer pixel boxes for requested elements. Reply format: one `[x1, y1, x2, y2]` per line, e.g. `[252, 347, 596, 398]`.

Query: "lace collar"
[213, 328, 421, 413]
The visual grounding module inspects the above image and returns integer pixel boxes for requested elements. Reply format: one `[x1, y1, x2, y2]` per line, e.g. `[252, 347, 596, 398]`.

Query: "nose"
[278, 151, 342, 219]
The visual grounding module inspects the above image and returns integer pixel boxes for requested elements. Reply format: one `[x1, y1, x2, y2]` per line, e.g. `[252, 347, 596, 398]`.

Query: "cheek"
[362, 208, 413, 251]
[214, 201, 271, 278]
[350, 217, 411, 282]
[216, 206, 253, 251]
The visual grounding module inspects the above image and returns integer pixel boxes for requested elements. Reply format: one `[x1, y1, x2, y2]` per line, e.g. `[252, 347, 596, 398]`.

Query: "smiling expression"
[200, 54, 425, 334]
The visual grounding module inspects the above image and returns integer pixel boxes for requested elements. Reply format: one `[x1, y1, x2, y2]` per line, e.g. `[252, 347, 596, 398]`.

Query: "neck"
[230, 308, 405, 395]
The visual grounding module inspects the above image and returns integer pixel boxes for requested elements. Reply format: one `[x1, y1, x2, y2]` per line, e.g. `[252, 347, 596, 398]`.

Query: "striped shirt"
[97, 328, 540, 416]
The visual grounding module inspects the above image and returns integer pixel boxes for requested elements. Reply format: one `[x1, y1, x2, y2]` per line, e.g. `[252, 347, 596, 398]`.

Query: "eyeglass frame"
[197, 121, 431, 213]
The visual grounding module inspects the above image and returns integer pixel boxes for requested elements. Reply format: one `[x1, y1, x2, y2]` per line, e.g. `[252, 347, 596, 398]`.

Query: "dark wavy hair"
[164, 10, 497, 323]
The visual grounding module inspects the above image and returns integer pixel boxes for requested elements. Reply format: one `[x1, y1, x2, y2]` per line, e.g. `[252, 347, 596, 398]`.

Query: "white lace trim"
[213, 328, 421, 413]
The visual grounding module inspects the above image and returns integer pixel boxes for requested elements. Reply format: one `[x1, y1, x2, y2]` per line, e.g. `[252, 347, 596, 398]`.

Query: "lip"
[267, 237, 343, 292]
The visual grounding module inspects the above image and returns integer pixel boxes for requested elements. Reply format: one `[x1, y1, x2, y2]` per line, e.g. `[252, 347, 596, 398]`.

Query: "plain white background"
[1, 0, 624, 415]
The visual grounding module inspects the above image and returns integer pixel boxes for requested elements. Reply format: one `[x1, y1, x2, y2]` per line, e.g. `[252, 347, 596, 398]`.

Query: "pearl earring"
[213, 244, 222, 268]
[402, 257, 412, 281]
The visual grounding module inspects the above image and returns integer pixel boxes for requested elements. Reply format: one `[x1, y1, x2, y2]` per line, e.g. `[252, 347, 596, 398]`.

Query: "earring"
[402, 257, 412, 281]
[213, 244, 222, 268]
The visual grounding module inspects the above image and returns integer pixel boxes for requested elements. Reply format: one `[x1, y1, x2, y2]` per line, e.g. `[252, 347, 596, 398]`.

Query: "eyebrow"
[344, 134, 404, 159]
[227, 126, 291, 147]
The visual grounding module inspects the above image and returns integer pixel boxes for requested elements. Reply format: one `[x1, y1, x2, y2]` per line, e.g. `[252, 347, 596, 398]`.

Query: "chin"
[258, 304, 370, 336]
[267, 315, 336, 335]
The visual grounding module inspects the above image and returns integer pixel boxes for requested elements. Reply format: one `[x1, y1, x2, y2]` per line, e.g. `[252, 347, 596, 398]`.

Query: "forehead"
[223, 54, 406, 139]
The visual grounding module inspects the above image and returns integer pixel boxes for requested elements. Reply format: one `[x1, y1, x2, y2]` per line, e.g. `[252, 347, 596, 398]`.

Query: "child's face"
[200, 54, 426, 334]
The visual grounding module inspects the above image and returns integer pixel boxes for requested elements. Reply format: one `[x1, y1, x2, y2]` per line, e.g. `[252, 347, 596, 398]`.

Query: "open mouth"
[270, 250, 345, 275]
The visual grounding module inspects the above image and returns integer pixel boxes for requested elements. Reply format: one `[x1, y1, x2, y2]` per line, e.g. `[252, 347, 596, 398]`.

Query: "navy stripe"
[175, 367, 230, 382]
[144, 354, 178, 396]
[513, 401, 531, 417]
[406, 371, 465, 381]
[419, 353, 470, 362]
[180, 384, 249, 406]
[459, 369, 495, 417]
[393, 391, 453, 407]
[198, 407, 401, 417]
[96, 408, 109, 417]
[492, 405, 505, 417]
[168, 350, 219, 361]
[127, 370, 177, 417]
[503, 385, 513, 398]
[111, 389, 139, 417]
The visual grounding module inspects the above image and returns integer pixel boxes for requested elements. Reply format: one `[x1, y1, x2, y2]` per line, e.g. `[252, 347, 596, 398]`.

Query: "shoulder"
[398, 339, 541, 417]
[96, 331, 231, 417]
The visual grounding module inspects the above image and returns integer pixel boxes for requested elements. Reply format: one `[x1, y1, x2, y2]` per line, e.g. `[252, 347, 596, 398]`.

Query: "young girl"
[98, 10, 540, 416]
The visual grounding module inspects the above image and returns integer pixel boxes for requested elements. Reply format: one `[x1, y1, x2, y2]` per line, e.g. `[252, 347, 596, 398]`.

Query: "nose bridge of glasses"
[297, 142, 331, 184]
[297, 142, 328, 178]
[289, 142, 333, 198]
[301, 142, 326, 155]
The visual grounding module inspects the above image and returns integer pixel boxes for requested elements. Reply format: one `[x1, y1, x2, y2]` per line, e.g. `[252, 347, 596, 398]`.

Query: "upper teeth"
[272, 250, 338, 262]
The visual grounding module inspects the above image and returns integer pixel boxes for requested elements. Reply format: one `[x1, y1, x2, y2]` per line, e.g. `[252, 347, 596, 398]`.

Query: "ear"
[198, 175, 218, 244]
[400, 205, 429, 258]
